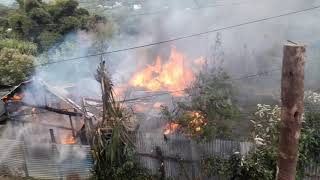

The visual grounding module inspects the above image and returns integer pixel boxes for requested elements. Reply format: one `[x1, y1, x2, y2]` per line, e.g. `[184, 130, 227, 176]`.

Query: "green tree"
[0, 48, 35, 85]
[0, 39, 36, 85]
[91, 62, 151, 180]
[2, 0, 107, 52]
[183, 69, 239, 139]
[8, 12, 35, 39]
[161, 34, 239, 140]
[37, 31, 62, 51]
[29, 7, 52, 24]
[22, 0, 42, 12]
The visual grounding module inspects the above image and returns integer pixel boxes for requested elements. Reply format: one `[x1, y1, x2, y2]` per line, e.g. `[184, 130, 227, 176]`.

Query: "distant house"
[0, 79, 95, 145]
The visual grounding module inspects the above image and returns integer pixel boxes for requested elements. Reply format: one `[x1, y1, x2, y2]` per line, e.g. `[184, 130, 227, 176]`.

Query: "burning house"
[0, 79, 95, 145]
[0, 47, 204, 144]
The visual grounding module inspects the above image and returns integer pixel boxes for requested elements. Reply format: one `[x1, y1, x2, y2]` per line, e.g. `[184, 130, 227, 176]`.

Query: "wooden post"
[277, 43, 305, 180]
[82, 98, 92, 145]
[69, 115, 76, 138]
[155, 146, 165, 180]
[49, 129, 56, 144]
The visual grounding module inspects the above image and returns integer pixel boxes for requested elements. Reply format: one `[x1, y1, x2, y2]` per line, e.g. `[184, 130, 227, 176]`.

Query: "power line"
[30, 4, 320, 68]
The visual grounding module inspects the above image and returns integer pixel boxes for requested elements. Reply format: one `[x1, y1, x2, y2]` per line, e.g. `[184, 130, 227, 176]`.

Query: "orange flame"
[62, 135, 76, 144]
[188, 111, 207, 133]
[194, 57, 205, 66]
[130, 48, 194, 96]
[31, 108, 37, 113]
[133, 104, 146, 113]
[11, 94, 24, 101]
[113, 85, 128, 98]
[153, 102, 163, 109]
[163, 122, 180, 135]
[163, 111, 206, 135]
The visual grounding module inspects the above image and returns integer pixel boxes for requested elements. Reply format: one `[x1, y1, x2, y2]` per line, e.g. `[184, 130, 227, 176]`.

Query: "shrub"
[0, 48, 35, 85]
[0, 39, 37, 55]
[8, 12, 34, 39]
[29, 7, 52, 24]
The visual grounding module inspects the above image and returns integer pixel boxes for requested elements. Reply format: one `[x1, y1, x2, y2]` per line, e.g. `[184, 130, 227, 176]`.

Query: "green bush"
[0, 48, 35, 85]
[23, 0, 42, 12]
[29, 7, 52, 24]
[0, 39, 37, 55]
[2, 0, 108, 53]
[58, 16, 81, 33]
[201, 97, 320, 179]
[0, 4, 13, 17]
[161, 69, 240, 140]
[51, 0, 79, 18]
[8, 12, 34, 39]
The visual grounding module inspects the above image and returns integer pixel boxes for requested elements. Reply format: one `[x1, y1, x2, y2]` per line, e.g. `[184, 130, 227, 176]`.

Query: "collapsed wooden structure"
[0, 79, 97, 145]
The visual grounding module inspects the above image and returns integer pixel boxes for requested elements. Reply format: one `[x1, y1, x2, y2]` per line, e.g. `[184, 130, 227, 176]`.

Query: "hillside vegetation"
[0, 0, 106, 85]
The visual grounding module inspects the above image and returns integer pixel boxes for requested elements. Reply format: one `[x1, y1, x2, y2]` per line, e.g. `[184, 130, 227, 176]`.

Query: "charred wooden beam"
[21, 102, 82, 116]
[69, 115, 76, 138]
[49, 129, 56, 143]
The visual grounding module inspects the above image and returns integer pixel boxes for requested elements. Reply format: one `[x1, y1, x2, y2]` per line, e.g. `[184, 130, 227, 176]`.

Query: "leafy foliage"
[0, 38, 37, 55]
[0, 0, 111, 85]
[91, 62, 151, 180]
[8, 12, 34, 39]
[201, 92, 320, 179]
[37, 31, 62, 50]
[2, 0, 107, 51]
[0, 47, 35, 85]
[160, 34, 240, 140]
[201, 152, 276, 180]
[251, 104, 281, 146]
[161, 68, 240, 140]
[246, 94, 320, 179]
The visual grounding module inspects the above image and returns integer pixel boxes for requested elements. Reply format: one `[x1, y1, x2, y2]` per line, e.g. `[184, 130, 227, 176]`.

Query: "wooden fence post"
[49, 129, 56, 144]
[277, 43, 305, 180]
[155, 146, 166, 180]
[69, 115, 76, 138]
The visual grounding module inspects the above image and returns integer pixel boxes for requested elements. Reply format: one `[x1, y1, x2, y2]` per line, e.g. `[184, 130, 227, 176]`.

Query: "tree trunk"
[277, 43, 305, 180]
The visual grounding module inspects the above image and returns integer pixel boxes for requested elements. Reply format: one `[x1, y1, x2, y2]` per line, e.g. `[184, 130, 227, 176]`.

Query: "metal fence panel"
[135, 132, 320, 180]
[0, 139, 92, 179]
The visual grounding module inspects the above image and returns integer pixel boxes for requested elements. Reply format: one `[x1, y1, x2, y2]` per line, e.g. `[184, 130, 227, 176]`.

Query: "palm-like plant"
[91, 61, 149, 179]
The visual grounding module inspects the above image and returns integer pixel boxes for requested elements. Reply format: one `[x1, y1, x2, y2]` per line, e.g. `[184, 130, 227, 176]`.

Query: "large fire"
[130, 48, 195, 96]
[2, 93, 25, 102]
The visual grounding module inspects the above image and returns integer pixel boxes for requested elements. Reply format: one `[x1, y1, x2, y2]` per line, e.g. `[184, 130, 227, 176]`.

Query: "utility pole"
[277, 43, 305, 180]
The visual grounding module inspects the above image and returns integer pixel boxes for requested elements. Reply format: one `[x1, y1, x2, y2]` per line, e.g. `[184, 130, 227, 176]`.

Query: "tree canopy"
[0, 0, 108, 85]
[0, 45, 35, 85]
[1, 0, 105, 52]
